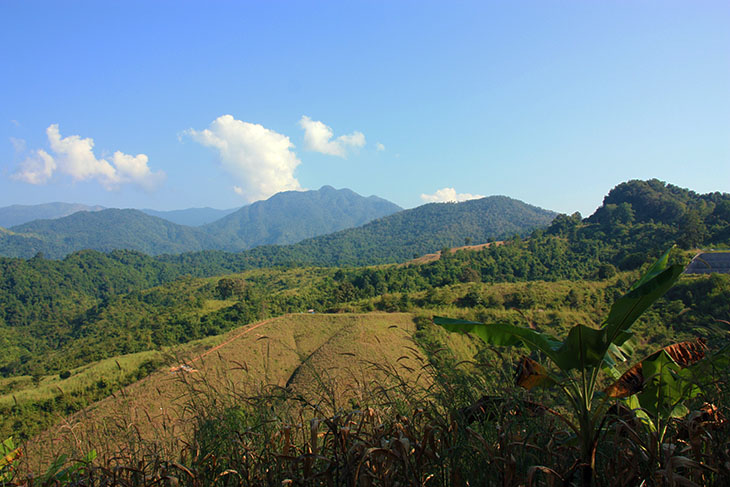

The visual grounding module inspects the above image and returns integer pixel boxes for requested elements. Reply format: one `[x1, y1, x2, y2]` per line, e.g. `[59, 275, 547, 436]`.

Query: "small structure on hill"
[170, 364, 197, 374]
[685, 252, 730, 274]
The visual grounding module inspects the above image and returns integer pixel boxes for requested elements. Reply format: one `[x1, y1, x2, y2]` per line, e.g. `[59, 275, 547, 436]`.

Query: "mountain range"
[201, 185, 403, 250]
[237, 195, 558, 267]
[0, 186, 554, 261]
[0, 202, 241, 228]
[0, 202, 105, 228]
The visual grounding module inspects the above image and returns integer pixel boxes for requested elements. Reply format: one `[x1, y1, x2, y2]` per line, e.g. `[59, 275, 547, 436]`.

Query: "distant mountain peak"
[203, 186, 403, 250]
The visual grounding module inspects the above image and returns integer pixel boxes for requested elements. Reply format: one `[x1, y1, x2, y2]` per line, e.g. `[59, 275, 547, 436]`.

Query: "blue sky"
[1, 1, 728, 216]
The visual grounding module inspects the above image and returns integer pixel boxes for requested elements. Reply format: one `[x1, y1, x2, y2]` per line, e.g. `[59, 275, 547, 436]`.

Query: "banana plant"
[434, 248, 691, 485]
[0, 436, 21, 484]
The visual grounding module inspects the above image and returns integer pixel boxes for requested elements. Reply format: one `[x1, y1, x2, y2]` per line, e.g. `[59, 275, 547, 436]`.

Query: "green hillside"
[5, 209, 217, 258]
[587, 178, 730, 248]
[11, 269, 730, 484]
[163, 194, 558, 269]
[272, 194, 557, 266]
[203, 185, 403, 250]
[0, 202, 104, 228]
[0, 186, 404, 258]
[0, 191, 554, 264]
[2, 180, 728, 383]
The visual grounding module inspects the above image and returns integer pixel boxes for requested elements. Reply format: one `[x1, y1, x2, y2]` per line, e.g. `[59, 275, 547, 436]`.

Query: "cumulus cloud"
[12, 124, 164, 190]
[421, 187, 485, 203]
[376, 142, 386, 152]
[46, 124, 117, 182]
[298, 116, 365, 157]
[12, 149, 56, 184]
[187, 115, 302, 202]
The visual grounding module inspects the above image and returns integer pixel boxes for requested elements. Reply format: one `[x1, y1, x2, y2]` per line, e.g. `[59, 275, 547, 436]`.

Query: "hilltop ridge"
[0, 189, 553, 260]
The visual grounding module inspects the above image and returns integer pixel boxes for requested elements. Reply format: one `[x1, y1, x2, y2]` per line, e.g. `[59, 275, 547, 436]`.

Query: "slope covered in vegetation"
[0, 187, 404, 258]
[202, 185, 403, 250]
[0, 203, 104, 228]
[1, 179, 729, 485]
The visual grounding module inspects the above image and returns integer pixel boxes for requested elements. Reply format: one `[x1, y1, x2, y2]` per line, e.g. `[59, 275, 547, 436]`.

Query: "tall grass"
[8, 317, 730, 486]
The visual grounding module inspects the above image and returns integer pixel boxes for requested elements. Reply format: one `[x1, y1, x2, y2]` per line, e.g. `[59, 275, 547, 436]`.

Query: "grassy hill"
[25, 313, 429, 463]
[9, 268, 730, 483]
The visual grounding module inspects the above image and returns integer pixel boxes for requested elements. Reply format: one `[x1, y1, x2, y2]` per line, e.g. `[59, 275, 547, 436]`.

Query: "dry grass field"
[25, 312, 430, 470]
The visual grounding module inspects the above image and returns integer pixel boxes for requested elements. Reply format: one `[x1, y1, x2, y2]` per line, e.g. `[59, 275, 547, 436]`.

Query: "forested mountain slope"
[586, 178, 730, 248]
[0, 187, 404, 258]
[202, 185, 403, 249]
[0, 202, 104, 228]
[233, 195, 557, 266]
[5, 209, 218, 258]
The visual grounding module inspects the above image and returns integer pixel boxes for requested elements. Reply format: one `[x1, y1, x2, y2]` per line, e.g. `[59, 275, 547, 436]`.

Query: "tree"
[216, 277, 246, 299]
[677, 210, 708, 249]
[458, 267, 480, 283]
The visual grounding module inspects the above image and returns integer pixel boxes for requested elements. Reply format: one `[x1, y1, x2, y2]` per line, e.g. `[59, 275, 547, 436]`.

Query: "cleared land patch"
[28, 312, 422, 468]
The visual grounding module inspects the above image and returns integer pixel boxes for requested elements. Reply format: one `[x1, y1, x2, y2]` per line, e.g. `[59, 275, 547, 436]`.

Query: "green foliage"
[586, 179, 730, 250]
[0, 436, 21, 483]
[0, 187, 402, 259]
[434, 249, 696, 483]
[38, 449, 97, 485]
[215, 276, 246, 299]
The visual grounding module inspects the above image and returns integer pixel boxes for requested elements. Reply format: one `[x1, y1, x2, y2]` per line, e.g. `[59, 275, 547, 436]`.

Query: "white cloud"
[46, 124, 117, 183]
[11, 124, 164, 190]
[376, 142, 386, 152]
[298, 115, 365, 157]
[421, 187, 485, 203]
[10, 137, 26, 153]
[12, 149, 56, 184]
[187, 115, 302, 202]
[111, 151, 165, 190]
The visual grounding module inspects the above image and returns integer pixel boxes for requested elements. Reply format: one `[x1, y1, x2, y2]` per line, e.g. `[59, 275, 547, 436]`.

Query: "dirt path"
[173, 315, 291, 371]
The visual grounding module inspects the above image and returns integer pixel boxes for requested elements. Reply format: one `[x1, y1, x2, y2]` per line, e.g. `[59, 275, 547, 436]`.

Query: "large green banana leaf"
[435, 248, 684, 373]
